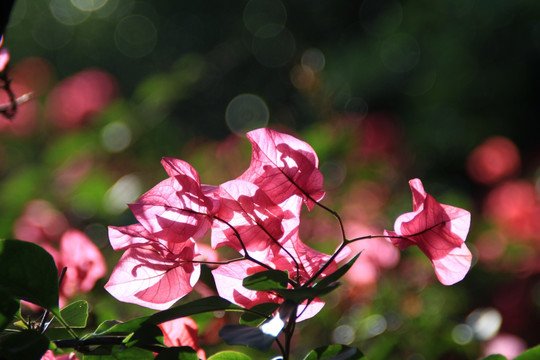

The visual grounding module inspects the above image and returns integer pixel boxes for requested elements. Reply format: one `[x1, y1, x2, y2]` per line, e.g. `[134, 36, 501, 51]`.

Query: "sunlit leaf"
[515, 345, 540, 360]
[303, 345, 366, 360]
[48, 300, 89, 328]
[481, 355, 507, 360]
[207, 351, 255, 360]
[0, 239, 59, 312]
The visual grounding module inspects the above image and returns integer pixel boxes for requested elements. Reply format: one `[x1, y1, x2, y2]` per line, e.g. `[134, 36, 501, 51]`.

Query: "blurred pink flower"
[483, 333, 527, 359]
[345, 236, 400, 288]
[46, 69, 117, 129]
[58, 230, 107, 304]
[41, 350, 79, 360]
[159, 317, 206, 360]
[467, 136, 521, 185]
[384, 178, 472, 285]
[0, 80, 38, 135]
[484, 180, 540, 242]
[0, 48, 9, 72]
[13, 200, 69, 245]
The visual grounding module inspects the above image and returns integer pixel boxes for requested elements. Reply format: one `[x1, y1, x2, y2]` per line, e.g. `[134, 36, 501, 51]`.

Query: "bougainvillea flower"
[239, 128, 325, 210]
[213, 194, 337, 321]
[59, 230, 107, 302]
[105, 238, 200, 310]
[211, 180, 286, 255]
[159, 317, 206, 359]
[0, 48, 9, 73]
[41, 350, 79, 360]
[384, 178, 471, 285]
[129, 158, 215, 244]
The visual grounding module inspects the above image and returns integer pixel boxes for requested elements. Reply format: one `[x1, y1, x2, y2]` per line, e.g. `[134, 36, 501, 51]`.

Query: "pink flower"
[105, 159, 215, 309]
[0, 48, 9, 73]
[239, 128, 325, 210]
[105, 224, 202, 310]
[106, 128, 334, 317]
[384, 178, 472, 285]
[483, 333, 527, 359]
[41, 350, 79, 360]
[46, 69, 117, 129]
[159, 317, 206, 360]
[212, 196, 336, 321]
[58, 230, 107, 304]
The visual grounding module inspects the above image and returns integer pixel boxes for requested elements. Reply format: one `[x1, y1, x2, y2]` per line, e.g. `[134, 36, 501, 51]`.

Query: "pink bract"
[159, 317, 206, 360]
[59, 230, 107, 302]
[239, 128, 325, 210]
[0, 48, 9, 73]
[384, 178, 472, 285]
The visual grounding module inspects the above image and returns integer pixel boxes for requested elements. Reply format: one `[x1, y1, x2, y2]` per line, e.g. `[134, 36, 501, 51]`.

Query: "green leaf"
[242, 270, 289, 291]
[82, 346, 155, 359]
[274, 282, 340, 304]
[48, 300, 89, 328]
[316, 253, 361, 289]
[0, 239, 59, 312]
[0, 288, 19, 332]
[0, 329, 50, 360]
[123, 322, 163, 348]
[303, 345, 366, 360]
[208, 351, 255, 360]
[481, 355, 507, 360]
[515, 345, 540, 360]
[240, 302, 280, 326]
[155, 347, 199, 360]
[147, 296, 243, 325]
[92, 317, 149, 336]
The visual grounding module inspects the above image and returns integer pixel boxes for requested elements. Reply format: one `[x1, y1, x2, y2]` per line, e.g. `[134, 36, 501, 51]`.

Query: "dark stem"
[38, 266, 68, 333]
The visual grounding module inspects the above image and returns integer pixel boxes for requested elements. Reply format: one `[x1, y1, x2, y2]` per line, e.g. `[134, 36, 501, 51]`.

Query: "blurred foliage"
[2, 0, 540, 359]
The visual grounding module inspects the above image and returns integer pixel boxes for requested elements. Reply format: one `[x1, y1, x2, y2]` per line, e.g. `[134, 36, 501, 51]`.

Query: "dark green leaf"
[274, 282, 340, 304]
[92, 317, 148, 336]
[240, 302, 280, 326]
[481, 355, 507, 360]
[0, 239, 59, 312]
[316, 253, 361, 289]
[0, 288, 19, 332]
[219, 324, 275, 351]
[155, 347, 199, 360]
[123, 322, 163, 348]
[0, 329, 50, 360]
[515, 345, 540, 360]
[242, 270, 289, 291]
[303, 345, 366, 360]
[82, 346, 155, 359]
[147, 296, 242, 325]
[207, 351, 254, 360]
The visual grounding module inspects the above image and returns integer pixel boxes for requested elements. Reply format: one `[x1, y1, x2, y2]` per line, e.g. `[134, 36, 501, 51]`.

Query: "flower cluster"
[105, 128, 336, 318]
[105, 128, 472, 320]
